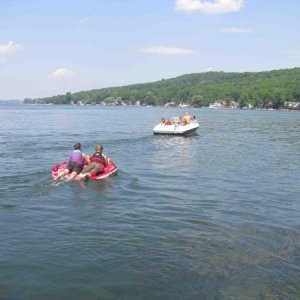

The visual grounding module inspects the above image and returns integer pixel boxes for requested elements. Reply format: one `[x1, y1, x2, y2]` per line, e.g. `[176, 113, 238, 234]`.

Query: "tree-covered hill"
[24, 67, 300, 108]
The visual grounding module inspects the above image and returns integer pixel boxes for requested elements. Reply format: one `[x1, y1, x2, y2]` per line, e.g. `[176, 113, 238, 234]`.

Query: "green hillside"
[24, 67, 300, 108]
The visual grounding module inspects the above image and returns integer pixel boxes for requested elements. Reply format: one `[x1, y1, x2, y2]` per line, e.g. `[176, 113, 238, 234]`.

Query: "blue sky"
[0, 0, 299, 100]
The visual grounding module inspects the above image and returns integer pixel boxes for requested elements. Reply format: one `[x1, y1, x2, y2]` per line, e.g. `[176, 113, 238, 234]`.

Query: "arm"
[103, 154, 110, 166]
[82, 153, 90, 165]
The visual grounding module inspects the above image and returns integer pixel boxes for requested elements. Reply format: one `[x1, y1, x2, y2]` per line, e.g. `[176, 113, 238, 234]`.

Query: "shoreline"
[17, 103, 300, 112]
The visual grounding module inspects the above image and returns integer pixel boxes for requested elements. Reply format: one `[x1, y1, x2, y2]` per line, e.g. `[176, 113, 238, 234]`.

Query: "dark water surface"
[0, 105, 299, 299]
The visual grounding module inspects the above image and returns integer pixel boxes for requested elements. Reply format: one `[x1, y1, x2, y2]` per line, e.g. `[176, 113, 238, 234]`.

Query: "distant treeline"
[24, 68, 300, 108]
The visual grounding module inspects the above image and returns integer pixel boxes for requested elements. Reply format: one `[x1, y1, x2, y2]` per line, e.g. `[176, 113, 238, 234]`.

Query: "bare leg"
[76, 163, 98, 180]
[76, 172, 90, 180]
[54, 169, 69, 181]
[65, 171, 78, 182]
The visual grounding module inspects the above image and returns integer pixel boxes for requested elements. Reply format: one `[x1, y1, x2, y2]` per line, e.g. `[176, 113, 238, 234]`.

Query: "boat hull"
[153, 122, 199, 136]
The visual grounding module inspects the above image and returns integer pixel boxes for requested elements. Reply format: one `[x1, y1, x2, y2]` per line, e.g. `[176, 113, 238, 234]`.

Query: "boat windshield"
[171, 117, 181, 124]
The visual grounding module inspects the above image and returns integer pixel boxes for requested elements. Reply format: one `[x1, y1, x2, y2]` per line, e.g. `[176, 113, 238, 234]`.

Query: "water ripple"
[0, 106, 300, 298]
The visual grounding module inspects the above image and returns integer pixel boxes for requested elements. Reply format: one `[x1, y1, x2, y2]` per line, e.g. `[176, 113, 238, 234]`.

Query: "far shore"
[17, 102, 300, 112]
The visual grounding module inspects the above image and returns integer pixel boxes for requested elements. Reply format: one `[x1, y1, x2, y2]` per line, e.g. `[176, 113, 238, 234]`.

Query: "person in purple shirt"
[54, 142, 89, 181]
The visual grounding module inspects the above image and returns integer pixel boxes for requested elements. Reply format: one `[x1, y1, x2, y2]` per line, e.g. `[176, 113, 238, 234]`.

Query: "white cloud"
[79, 17, 90, 25]
[52, 68, 76, 78]
[0, 41, 23, 63]
[220, 27, 251, 33]
[78, 15, 95, 25]
[140, 46, 196, 55]
[175, 0, 245, 14]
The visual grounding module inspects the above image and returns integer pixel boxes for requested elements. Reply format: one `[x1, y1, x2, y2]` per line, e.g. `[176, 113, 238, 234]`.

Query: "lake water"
[0, 105, 300, 299]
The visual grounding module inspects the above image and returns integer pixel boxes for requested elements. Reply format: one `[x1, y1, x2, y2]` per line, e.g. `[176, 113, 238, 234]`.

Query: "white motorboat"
[153, 117, 199, 135]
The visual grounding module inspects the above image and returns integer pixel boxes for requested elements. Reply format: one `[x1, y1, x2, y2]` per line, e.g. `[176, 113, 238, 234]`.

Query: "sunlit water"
[0, 105, 299, 299]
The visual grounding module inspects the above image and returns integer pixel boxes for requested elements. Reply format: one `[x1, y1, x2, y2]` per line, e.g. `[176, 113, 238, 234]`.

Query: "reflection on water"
[153, 133, 199, 146]
[0, 106, 300, 299]
[152, 135, 199, 174]
[79, 177, 114, 193]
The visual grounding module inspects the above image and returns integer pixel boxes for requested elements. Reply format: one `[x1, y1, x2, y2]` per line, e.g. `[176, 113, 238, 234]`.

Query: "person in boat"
[160, 118, 165, 124]
[164, 119, 172, 125]
[76, 144, 108, 180]
[182, 112, 192, 125]
[53, 142, 89, 181]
